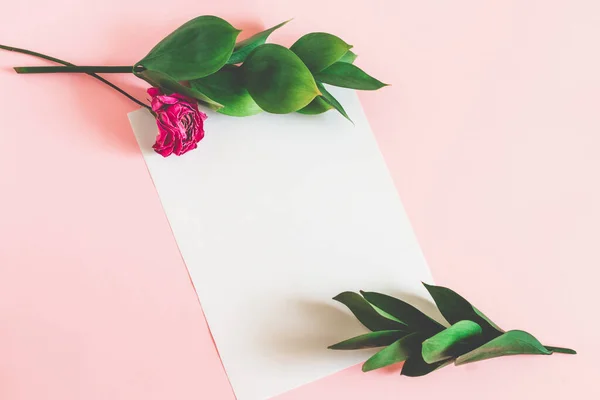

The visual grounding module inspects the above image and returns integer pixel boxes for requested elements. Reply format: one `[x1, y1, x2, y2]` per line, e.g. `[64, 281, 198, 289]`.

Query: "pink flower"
[148, 87, 207, 157]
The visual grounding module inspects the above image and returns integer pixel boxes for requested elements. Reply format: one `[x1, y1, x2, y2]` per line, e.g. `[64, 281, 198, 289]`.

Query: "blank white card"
[129, 87, 436, 400]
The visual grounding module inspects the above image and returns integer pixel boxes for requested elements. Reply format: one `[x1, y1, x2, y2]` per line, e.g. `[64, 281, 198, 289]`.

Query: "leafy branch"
[331, 283, 575, 376]
[10, 16, 388, 121]
[135, 17, 388, 120]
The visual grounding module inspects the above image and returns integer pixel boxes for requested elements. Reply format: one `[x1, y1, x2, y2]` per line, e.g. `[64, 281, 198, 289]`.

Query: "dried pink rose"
[148, 87, 207, 157]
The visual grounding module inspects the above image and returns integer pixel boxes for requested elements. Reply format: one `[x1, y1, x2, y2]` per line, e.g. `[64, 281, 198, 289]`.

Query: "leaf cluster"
[330, 284, 575, 376]
[134, 16, 387, 120]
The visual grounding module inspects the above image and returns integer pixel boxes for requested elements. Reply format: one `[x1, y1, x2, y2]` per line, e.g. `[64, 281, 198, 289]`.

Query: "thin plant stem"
[0, 44, 150, 110]
[14, 65, 135, 73]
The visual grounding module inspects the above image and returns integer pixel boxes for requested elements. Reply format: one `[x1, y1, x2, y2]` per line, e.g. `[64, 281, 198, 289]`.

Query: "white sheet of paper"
[129, 88, 437, 400]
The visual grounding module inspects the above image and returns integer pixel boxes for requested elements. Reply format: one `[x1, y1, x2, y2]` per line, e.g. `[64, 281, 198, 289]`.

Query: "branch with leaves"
[9, 16, 387, 122]
[331, 283, 575, 376]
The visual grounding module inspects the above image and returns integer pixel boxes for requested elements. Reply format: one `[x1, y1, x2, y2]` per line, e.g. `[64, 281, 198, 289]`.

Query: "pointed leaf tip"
[360, 290, 445, 334]
[314, 62, 387, 91]
[316, 82, 352, 122]
[290, 32, 353, 73]
[423, 283, 503, 340]
[243, 44, 319, 113]
[329, 330, 407, 350]
[544, 346, 577, 355]
[362, 333, 423, 372]
[228, 20, 292, 64]
[455, 330, 551, 366]
[333, 291, 406, 332]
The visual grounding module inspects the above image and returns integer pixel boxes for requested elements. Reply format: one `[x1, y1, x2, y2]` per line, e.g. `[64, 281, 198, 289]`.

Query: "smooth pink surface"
[0, 1, 598, 399]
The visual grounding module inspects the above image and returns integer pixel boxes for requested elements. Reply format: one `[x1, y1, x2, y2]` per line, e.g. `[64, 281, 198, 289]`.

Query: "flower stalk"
[14, 65, 138, 74]
[0, 44, 150, 110]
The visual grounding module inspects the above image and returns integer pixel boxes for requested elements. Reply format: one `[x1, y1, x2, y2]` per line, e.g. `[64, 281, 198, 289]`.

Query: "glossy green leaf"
[361, 291, 445, 334]
[137, 16, 240, 81]
[421, 321, 483, 364]
[227, 20, 290, 65]
[314, 62, 388, 90]
[362, 333, 423, 372]
[297, 96, 333, 115]
[242, 44, 320, 114]
[455, 330, 553, 365]
[329, 330, 407, 350]
[338, 50, 357, 64]
[290, 32, 352, 73]
[423, 283, 503, 340]
[136, 69, 223, 109]
[190, 65, 261, 117]
[333, 292, 407, 332]
[401, 352, 453, 377]
[317, 83, 352, 122]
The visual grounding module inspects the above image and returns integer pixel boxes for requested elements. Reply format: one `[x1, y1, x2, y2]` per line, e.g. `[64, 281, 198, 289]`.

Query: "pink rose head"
[148, 87, 207, 157]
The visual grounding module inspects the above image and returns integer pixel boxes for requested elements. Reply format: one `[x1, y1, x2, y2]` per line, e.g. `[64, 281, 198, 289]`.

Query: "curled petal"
[148, 88, 207, 157]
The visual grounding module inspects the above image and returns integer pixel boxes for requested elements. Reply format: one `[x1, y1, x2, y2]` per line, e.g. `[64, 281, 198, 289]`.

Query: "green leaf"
[370, 303, 404, 324]
[242, 44, 320, 114]
[290, 32, 352, 73]
[361, 291, 445, 334]
[329, 330, 407, 350]
[136, 69, 223, 109]
[228, 20, 291, 65]
[137, 16, 240, 81]
[317, 83, 352, 122]
[362, 333, 423, 372]
[455, 330, 553, 366]
[401, 352, 453, 377]
[333, 292, 407, 332]
[421, 320, 483, 364]
[423, 283, 503, 340]
[338, 50, 358, 64]
[190, 65, 261, 117]
[314, 62, 388, 90]
[297, 96, 333, 115]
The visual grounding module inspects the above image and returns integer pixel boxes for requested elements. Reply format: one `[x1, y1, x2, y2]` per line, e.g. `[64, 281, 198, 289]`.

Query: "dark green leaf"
[242, 44, 320, 114]
[314, 62, 388, 90]
[338, 50, 357, 64]
[227, 20, 291, 65]
[297, 96, 333, 115]
[333, 292, 407, 332]
[361, 291, 445, 334]
[329, 330, 407, 350]
[362, 333, 423, 372]
[421, 320, 483, 364]
[455, 330, 552, 365]
[190, 65, 261, 117]
[317, 83, 352, 122]
[401, 352, 453, 377]
[423, 283, 503, 340]
[137, 16, 240, 81]
[290, 32, 352, 73]
[136, 69, 223, 109]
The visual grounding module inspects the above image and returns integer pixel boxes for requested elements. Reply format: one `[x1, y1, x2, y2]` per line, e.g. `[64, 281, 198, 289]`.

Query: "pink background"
[1, 1, 598, 399]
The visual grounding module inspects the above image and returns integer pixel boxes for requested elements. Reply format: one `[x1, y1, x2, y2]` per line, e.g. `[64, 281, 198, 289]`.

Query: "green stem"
[0, 45, 150, 110]
[544, 346, 577, 355]
[14, 65, 136, 74]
